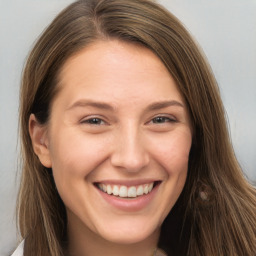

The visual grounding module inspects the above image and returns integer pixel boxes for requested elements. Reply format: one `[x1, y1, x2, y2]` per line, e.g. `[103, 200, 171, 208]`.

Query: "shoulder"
[11, 240, 24, 256]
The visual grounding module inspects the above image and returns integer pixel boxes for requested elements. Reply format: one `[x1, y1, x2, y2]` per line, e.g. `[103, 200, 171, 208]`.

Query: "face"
[32, 40, 192, 245]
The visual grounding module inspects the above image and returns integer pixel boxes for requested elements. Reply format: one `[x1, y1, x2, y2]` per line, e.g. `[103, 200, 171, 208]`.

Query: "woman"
[14, 0, 256, 255]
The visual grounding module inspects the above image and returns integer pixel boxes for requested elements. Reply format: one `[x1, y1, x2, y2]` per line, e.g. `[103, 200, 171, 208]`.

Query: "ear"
[29, 114, 52, 168]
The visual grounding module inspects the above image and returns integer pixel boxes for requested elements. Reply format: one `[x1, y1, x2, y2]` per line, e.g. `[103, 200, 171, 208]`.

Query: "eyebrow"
[66, 99, 184, 112]
[146, 100, 184, 111]
[67, 100, 115, 111]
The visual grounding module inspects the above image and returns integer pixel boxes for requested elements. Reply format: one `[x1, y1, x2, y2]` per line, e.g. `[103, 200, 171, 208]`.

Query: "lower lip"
[96, 183, 160, 212]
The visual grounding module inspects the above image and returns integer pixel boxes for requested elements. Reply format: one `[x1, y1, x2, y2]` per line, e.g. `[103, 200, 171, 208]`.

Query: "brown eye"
[151, 116, 175, 124]
[82, 118, 105, 125]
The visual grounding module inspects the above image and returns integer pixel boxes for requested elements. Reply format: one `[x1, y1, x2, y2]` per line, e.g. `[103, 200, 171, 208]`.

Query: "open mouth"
[94, 181, 161, 199]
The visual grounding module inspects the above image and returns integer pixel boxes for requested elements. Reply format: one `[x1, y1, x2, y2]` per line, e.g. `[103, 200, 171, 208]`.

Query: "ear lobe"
[29, 114, 52, 168]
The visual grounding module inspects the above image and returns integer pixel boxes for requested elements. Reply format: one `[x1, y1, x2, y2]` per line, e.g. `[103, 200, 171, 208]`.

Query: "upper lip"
[93, 179, 161, 187]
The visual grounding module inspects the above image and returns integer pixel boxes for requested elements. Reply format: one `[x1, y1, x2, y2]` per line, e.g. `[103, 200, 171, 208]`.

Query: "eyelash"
[150, 116, 176, 124]
[81, 115, 176, 126]
[81, 117, 107, 125]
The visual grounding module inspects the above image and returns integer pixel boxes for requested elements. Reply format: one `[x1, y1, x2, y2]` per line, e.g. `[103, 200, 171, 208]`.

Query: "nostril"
[110, 137, 149, 171]
[110, 153, 150, 172]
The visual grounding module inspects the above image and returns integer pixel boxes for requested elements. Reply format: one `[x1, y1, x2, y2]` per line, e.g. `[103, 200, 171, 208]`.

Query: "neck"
[67, 212, 160, 256]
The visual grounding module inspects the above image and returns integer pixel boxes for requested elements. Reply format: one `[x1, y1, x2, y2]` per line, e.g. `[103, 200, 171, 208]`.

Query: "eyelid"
[148, 114, 177, 124]
[80, 115, 108, 125]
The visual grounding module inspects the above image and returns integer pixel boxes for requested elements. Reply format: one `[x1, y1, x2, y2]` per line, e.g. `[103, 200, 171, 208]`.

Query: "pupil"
[155, 117, 164, 123]
[91, 118, 100, 124]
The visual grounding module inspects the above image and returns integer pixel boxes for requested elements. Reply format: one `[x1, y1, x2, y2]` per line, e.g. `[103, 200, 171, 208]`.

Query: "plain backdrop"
[0, 0, 255, 254]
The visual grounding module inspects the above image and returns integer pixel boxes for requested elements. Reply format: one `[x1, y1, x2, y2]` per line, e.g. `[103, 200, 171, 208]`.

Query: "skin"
[30, 40, 192, 256]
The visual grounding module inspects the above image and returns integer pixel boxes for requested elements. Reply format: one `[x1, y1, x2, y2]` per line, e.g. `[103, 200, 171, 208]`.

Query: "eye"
[151, 116, 176, 124]
[81, 117, 106, 125]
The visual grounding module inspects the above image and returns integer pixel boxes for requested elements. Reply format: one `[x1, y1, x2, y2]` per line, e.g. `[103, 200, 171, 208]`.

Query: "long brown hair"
[18, 0, 256, 255]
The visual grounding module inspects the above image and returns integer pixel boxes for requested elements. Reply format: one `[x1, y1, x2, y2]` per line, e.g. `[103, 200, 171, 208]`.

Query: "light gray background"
[0, 0, 255, 254]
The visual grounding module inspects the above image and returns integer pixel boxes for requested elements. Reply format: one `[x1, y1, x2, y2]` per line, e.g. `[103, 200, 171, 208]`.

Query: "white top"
[11, 240, 24, 256]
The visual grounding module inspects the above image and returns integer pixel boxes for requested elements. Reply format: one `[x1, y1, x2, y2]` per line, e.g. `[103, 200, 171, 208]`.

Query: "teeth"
[144, 185, 149, 194]
[148, 183, 153, 191]
[112, 185, 119, 196]
[97, 182, 155, 198]
[136, 185, 144, 196]
[127, 186, 137, 197]
[119, 186, 128, 197]
[107, 185, 112, 194]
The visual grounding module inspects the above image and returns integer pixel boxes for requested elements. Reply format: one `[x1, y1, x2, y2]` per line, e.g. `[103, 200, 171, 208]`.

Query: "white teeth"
[148, 183, 153, 192]
[119, 186, 128, 197]
[144, 185, 149, 194]
[112, 185, 119, 196]
[137, 185, 144, 196]
[107, 185, 112, 194]
[127, 186, 137, 197]
[97, 182, 155, 198]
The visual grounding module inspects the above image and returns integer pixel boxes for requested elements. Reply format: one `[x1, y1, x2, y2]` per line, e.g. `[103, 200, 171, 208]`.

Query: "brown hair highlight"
[18, 0, 256, 255]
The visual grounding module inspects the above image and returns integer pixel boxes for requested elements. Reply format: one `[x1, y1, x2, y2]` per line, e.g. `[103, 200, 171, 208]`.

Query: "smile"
[96, 182, 154, 198]
[94, 181, 161, 211]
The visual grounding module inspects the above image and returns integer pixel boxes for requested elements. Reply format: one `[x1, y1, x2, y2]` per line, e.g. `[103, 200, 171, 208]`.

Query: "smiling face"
[30, 40, 192, 249]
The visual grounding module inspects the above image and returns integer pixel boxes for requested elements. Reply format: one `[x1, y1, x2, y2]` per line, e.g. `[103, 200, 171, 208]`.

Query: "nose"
[110, 125, 149, 172]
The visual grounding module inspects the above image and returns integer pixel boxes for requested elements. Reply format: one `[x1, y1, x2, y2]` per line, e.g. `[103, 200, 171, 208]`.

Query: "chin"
[95, 218, 160, 245]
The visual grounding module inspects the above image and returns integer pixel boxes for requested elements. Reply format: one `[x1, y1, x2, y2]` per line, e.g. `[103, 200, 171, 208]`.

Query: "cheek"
[49, 129, 111, 179]
[48, 130, 112, 213]
[150, 129, 192, 174]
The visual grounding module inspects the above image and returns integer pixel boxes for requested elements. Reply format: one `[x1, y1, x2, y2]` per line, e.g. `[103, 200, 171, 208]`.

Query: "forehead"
[56, 39, 184, 107]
